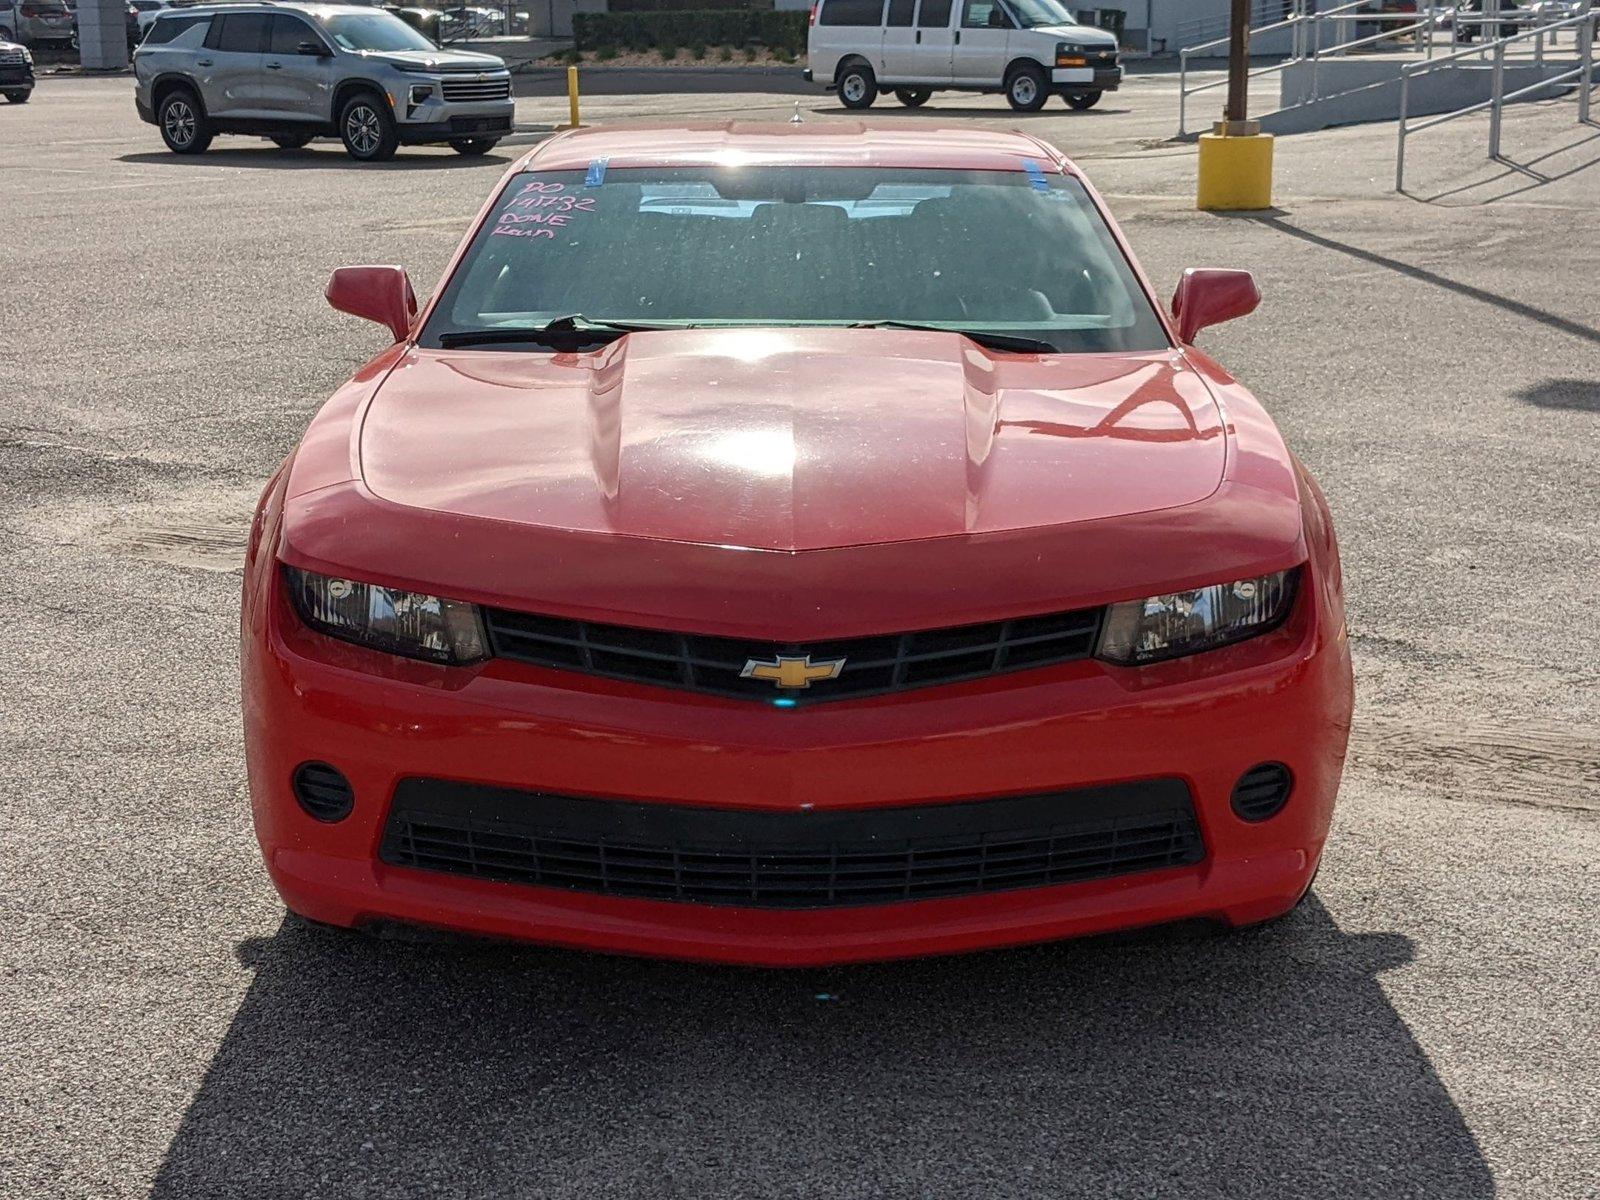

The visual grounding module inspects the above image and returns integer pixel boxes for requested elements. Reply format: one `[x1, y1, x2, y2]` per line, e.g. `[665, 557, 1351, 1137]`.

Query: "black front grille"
[380, 777, 1204, 909]
[484, 606, 1103, 703]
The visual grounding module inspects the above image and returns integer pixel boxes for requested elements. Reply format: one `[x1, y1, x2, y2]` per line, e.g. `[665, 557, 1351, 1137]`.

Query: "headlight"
[286, 567, 488, 665]
[1095, 570, 1298, 666]
[21, 47, 33, 64]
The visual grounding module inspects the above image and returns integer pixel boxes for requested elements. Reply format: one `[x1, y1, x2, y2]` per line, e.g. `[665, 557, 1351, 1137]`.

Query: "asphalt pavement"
[1, 73, 1597, 1200]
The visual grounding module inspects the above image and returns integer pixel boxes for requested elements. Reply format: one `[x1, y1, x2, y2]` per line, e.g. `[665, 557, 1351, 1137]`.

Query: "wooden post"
[1224, 0, 1253, 132]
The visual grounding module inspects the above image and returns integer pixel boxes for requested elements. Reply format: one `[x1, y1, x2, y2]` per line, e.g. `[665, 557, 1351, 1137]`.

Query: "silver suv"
[133, 1, 515, 161]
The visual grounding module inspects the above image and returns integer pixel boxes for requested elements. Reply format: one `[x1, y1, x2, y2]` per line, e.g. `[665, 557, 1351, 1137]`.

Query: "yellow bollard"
[567, 65, 581, 128]
[1196, 121, 1274, 211]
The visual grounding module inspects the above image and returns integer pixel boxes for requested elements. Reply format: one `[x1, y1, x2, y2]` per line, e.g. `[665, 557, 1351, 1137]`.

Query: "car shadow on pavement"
[1516, 378, 1600, 412]
[147, 894, 1492, 1199]
[113, 149, 514, 171]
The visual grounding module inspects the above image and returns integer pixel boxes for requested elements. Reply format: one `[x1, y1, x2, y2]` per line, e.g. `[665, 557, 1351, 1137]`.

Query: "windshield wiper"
[847, 321, 1059, 354]
[436, 315, 675, 348]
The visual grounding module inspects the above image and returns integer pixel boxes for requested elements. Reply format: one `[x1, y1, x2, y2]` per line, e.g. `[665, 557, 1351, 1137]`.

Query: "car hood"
[1028, 23, 1119, 46]
[364, 48, 508, 71]
[356, 329, 1227, 553]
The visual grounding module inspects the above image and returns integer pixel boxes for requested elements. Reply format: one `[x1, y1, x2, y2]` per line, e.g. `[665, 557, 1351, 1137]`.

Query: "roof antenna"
[790, 100, 804, 125]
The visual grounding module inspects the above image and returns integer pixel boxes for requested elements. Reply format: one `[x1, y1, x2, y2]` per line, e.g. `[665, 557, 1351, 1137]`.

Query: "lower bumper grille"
[380, 778, 1205, 910]
[447, 114, 511, 134]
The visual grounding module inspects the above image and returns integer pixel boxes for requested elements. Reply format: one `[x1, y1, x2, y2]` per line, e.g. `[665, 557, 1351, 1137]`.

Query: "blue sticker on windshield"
[1022, 159, 1050, 191]
[585, 157, 609, 187]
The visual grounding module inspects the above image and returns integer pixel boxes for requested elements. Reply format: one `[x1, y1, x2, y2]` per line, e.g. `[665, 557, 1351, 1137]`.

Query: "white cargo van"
[805, 0, 1121, 112]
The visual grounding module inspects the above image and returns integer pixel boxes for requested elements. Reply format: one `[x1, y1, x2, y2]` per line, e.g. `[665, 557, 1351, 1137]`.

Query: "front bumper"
[244, 560, 1352, 965]
[396, 98, 514, 144]
[1052, 65, 1122, 91]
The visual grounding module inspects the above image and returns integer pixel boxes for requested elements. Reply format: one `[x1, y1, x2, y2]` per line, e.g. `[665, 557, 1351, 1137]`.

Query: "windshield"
[321, 11, 436, 51]
[423, 166, 1168, 354]
[1005, 0, 1079, 29]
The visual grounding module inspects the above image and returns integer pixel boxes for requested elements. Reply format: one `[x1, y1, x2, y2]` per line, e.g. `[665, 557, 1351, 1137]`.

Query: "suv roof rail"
[164, 0, 281, 8]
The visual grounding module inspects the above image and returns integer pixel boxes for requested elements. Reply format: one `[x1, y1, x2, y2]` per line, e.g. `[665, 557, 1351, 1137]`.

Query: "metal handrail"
[1178, 0, 1440, 136]
[1396, 6, 1596, 189]
[1172, 0, 1286, 53]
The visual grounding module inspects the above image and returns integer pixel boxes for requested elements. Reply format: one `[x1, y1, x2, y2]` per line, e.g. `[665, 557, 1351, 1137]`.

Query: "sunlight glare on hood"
[707, 428, 797, 478]
[707, 328, 792, 363]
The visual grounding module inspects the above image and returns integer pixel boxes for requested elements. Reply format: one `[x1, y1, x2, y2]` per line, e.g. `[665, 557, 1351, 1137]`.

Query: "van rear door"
[810, 0, 885, 82]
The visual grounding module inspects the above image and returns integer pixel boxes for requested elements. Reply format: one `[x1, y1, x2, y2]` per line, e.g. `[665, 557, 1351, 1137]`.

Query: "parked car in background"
[807, 0, 1122, 111]
[438, 3, 499, 40]
[0, 0, 75, 45]
[0, 34, 33, 100]
[131, 0, 169, 35]
[132, 2, 514, 160]
[384, 2, 439, 41]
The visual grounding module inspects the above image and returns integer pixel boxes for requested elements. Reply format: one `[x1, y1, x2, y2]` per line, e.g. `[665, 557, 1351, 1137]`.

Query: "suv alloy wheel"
[339, 92, 398, 162]
[159, 89, 212, 153]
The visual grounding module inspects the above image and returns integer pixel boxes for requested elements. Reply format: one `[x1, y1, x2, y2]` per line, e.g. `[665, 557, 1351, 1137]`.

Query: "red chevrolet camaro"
[241, 122, 1353, 966]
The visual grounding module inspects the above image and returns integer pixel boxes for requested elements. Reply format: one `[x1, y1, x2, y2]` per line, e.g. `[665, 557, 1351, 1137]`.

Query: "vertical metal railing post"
[1179, 48, 1189, 135]
[1581, 11, 1594, 125]
[1311, 8, 1321, 101]
[1489, 32, 1506, 157]
[1396, 70, 1410, 190]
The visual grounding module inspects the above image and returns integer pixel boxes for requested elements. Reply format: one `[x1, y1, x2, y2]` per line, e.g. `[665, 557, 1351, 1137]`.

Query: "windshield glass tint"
[1006, 0, 1075, 27]
[424, 166, 1168, 354]
[321, 11, 435, 51]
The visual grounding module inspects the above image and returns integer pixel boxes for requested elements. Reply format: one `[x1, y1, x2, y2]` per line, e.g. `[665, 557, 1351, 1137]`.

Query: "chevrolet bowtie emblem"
[740, 654, 846, 689]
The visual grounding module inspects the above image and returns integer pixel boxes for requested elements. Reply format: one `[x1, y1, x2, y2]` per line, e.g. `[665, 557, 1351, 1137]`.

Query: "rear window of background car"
[207, 12, 269, 53]
[819, 0, 885, 26]
[144, 13, 208, 44]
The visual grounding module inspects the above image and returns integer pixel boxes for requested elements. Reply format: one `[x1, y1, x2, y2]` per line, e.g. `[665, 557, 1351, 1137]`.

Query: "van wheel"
[894, 87, 931, 107]
[158, 88, 212, 154]
[4, 89, 29, 104]
[339, 92, 399, 162]
[1064, 89, 1102, 110]
[836, 61, 877, 109]
[1004, 63, 1048, 112]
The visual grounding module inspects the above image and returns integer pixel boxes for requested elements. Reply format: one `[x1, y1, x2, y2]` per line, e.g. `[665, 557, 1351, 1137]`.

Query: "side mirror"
[297, 39, 328, 55]
[1170, 268, 1261, 344]
[326, 265, 417, 344]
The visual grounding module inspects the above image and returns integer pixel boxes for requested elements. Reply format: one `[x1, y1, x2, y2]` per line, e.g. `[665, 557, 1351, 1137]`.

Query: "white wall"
[1077, 0, 1308, 55]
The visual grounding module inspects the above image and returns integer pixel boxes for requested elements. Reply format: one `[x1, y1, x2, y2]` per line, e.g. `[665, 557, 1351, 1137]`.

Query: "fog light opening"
[1231, 762, 1293, 823]
[293, 761, 355, 822]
